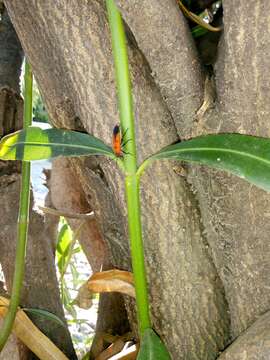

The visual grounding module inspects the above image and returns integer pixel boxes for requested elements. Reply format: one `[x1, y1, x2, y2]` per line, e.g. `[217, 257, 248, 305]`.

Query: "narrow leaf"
[22, 308, 67, 329]
[56, 222, 72, 274]
[0, 127, 115, 161]
[144, 134, 270, 192]
[137, 329, 171, 360]
[192, 25, 208, 38]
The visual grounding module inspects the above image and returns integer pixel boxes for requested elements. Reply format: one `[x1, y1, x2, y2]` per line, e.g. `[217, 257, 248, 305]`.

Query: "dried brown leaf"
[0, 296, 68, 360]
[87, 270, 135, 298]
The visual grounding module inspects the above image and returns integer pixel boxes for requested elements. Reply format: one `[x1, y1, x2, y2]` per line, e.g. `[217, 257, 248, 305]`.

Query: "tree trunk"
[0, 6, 76, 359]
[49, 157, 131, 355]
[3, 0, 270, 359]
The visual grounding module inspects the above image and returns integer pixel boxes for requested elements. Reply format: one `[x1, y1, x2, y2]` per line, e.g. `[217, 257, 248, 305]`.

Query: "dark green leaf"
[147, 134, 270, 192]
[0, 127, 114, 161]
[22, 308, 67, 329]
[137, 328, 171, 360]
[192, 25, 209, 38]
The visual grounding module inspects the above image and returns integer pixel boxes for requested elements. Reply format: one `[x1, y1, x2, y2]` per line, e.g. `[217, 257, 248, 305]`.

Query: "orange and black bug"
[112, 124, 130, 157]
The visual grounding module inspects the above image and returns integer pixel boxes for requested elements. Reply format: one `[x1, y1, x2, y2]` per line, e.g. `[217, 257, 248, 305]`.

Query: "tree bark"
[4, 0, 270, 359]
[115, 0, 204, 138]
[0, 6, 76, 359]
[4, 1, 230, 359]
[217, 311, 270, 360]
[189, 0, 270, 339]
[49, 157, 131, 355]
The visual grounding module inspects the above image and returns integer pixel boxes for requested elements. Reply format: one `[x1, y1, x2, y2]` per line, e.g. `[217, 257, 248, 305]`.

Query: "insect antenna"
[121, 138, 131, 148]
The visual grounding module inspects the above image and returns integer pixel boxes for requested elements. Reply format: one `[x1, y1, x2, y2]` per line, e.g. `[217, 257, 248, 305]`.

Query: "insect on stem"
[112, 124, 131, 157]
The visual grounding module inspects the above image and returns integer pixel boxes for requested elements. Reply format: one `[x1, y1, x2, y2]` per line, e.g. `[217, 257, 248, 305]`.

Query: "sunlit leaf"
[143, 134, 270, 192]
[137, 329, 171, 360]
[70, 263, 80, 282]
[22, 308, 66, 329]
[72, 246, 81, 255]
[0, 127, 115, 161]
[56, 222, 72, 275]
[87, 269, 135, 298]
[62, 285, 77, 318]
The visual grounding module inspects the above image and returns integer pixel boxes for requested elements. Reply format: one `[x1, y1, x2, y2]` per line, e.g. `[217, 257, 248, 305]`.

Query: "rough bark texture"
[50, 158, 108, 271]
[0, 319, 19, 360]
[3, 0, 270, 359]
[0, 7, 76, 359]
[189, 0, 270, 340]
[4, 1, 230, 359]
[49, 157, 131, 355]
[115, 0, 204, 138]
[0, 7, 22, 93]
[217, 311, 270, 360]
[0, 6, 23, 137]
[0, 179, 76, 359]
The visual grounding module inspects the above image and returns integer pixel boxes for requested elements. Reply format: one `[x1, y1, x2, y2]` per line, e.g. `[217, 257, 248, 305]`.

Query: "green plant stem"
[106, 0, 137, 174]
[106, 0, 151, 336]
[0, 60, 32, 350]
[125, 175, 151, 334]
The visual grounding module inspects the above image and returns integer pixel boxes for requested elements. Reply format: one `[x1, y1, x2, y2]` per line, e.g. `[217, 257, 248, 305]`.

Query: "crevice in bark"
[217, 310, 270, 360]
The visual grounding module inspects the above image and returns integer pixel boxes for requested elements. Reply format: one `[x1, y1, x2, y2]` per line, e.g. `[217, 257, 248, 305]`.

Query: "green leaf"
[56, 221, 73, 274]
[192, 25, 208, 38]
[70, 263, 80, 284]
[144, 134, 270, 192]
[63, 287, 77, 318]
[22, 308, 67, 329]
[72, 247, 81, 255]
[0, 127, 115, 161]
[137, 329, 171, 360]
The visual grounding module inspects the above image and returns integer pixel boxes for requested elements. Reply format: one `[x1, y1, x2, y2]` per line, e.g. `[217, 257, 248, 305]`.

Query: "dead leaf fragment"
[87, 269, 135, 298]
[0, 296, 68, 360]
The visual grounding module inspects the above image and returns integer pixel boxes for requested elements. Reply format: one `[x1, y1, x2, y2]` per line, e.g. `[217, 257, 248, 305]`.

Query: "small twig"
[38, 205, 94, 220]
[196, 75, 216, 121]
[178, 0, 222, 32]
[96, 333, 135, 360]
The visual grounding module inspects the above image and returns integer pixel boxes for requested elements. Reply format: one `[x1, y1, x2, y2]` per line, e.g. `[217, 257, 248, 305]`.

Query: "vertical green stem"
[106, 0, 137, 174]
[125, 175, 151, 334]
[0, 60, 32, 350]
[106, 0, 151, 336]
